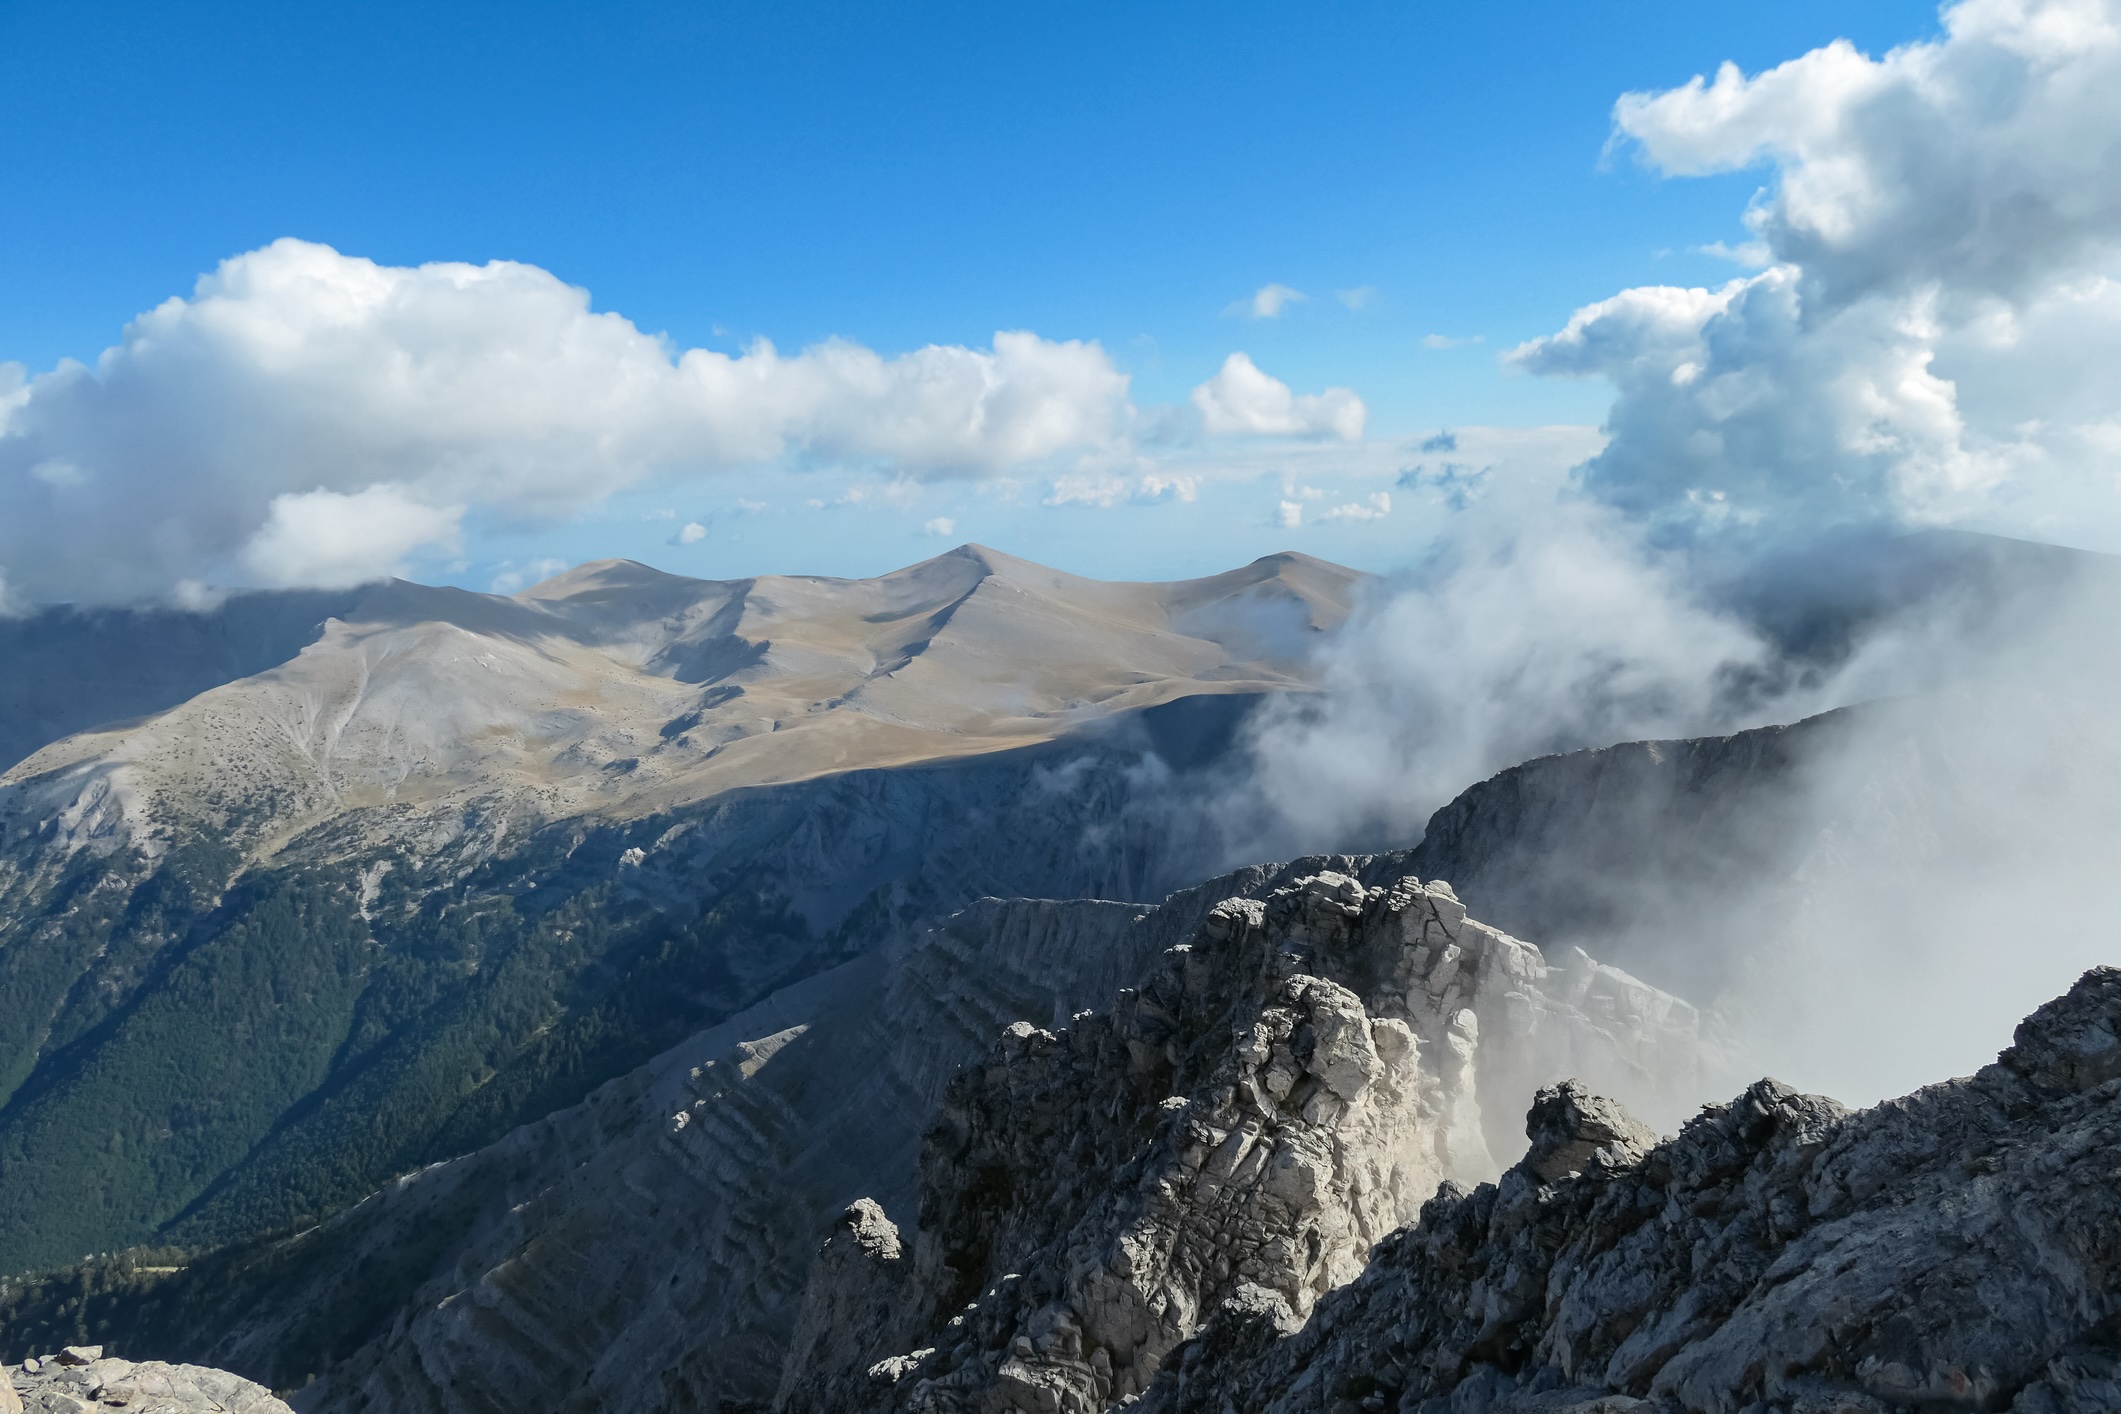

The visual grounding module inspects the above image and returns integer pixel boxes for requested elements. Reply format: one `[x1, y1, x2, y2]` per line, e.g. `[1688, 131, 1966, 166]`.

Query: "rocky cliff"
[782, 866, 1723, 1412]
[784, 886, 2121, 1414]
[1, 1346, 289, 1414]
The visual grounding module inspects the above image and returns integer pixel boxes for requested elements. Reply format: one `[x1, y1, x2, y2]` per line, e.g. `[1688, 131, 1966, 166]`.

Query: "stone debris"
[3, 1354, 290, 1414]
[777, 1199, 914, 1413]
[783, 870, 1721, 1412]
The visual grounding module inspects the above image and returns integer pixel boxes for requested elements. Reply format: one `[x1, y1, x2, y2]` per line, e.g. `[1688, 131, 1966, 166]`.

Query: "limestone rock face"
[790, 869, 1723, 1411]
[1138, 966, 2121, 1414]
[3, 1354, 289, 1414]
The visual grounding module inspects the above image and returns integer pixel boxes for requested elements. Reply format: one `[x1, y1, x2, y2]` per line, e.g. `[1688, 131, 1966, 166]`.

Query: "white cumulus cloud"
[1521, 0, 2121, 539]
[1318, 491, 1392, 523]
[920, 517, 957, 537]
[0, 240, 1141, 605]
[1191, 354, 1366, 441]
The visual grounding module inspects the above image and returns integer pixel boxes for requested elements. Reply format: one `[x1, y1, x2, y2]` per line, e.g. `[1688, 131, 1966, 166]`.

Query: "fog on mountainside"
[1161, 510, 2121, 1119]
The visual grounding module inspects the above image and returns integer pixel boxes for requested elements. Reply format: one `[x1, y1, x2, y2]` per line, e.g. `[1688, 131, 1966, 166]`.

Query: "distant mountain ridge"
[2, 544, 1359, 839]
[0, 546, 1362, 1276]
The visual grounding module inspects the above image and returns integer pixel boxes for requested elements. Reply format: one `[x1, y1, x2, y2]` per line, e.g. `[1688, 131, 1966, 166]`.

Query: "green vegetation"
[0, 736, 1172, 1375]
[0, 803, 829, 1277]
[0, 1250, 205, 1363]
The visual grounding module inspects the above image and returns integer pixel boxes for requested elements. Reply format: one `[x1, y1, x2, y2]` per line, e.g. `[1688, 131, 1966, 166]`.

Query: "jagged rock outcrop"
[3, 1348, 289, 1414]
[1515, 1080, 1658, 1185]
[1138, 967, 2121, 1413]
[789, 869, 1725, 1411]
[778, 1200, 918, 1414]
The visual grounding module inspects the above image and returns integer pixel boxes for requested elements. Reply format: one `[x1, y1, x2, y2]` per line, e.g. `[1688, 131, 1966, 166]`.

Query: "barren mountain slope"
[4, 544, 1360, 857]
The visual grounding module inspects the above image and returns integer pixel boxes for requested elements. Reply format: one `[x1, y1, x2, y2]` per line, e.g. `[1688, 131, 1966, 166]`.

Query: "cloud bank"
[1516, 0, 2121, 541]
[0, 239, 1360, 605]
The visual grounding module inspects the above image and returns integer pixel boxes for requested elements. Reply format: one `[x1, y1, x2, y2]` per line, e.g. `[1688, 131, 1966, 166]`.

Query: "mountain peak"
[516, 558, 703, 601]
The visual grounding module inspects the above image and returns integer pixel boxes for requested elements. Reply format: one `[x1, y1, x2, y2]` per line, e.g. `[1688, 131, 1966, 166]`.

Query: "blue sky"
[0, 1, 1996, 594]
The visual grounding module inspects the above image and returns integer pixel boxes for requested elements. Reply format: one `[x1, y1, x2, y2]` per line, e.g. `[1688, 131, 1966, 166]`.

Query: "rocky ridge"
[1142, 968, 2121, 1412]
[783, 866, 1726, 1412]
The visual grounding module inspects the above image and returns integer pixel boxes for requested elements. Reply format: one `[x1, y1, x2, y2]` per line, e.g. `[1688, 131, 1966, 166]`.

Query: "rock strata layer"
[787, 868, 1723, 1411]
